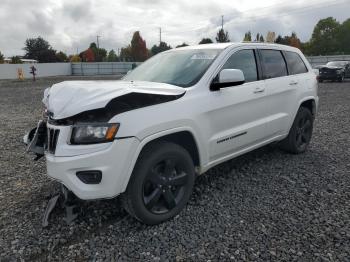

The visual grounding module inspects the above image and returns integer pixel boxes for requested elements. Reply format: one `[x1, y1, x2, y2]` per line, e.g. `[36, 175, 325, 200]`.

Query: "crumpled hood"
[44, 80, 186, 119]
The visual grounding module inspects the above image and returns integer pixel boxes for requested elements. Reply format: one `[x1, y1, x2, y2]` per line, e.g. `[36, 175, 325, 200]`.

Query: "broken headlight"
[70, 123, 119, 145]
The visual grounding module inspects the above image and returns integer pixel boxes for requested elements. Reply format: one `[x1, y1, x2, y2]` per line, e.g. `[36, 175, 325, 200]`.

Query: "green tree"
[255, 33, 260, 42]
[0, 51, 4, 63]
[275, 34, 288, 45]
[11, 56, 22, 64]
[130, 31, 148, 61]
[151, 41, 171, 55]
[308, 17, 340, 55]
[199, 38, 213, 44]
[243, 31, 252, 41]
[120, 46, 132, 61]
[338, 18, 350, 54]
[107, 49, 118, 62]
[56, 51, 68, 62]
[259, 35, 265, 42]
[23, 36, 58, 63]
[216, 28, 230, 43]
[176, 43, 189, 48]
[88, 42, 107, 62]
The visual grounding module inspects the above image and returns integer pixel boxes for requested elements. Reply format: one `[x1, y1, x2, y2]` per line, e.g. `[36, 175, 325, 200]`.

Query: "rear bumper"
[46, 137, 140, 200]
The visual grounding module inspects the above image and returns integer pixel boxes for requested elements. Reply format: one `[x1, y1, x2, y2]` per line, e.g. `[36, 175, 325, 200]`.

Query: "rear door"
[258, 49, 300, 137]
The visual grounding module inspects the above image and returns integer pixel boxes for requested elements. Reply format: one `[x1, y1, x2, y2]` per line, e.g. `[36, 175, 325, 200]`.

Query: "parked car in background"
[318, 61, 350, 82]
[25, 43, 318, 225]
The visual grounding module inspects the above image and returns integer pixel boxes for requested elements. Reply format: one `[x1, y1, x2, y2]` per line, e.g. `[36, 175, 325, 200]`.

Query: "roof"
[173, 42, 301, 53]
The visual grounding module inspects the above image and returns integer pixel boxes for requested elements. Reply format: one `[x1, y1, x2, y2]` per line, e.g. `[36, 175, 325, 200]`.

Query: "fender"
[120, 126, 203, 192]
[288, 95, 318, 132]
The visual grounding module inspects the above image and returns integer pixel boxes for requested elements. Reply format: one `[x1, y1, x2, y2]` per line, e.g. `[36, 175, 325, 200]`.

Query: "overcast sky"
[1, 0, 349, 56]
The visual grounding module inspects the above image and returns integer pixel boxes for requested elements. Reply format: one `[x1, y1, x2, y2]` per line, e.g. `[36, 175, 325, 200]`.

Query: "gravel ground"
[0, 76, 349, 261]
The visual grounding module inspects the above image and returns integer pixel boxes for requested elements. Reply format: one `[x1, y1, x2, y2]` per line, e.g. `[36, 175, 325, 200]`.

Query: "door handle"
[253, 87, 265, 93]
[289, 81, 298, 86]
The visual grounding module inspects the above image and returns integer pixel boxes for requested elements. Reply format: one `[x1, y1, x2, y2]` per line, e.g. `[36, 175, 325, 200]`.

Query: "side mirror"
[210, 69, 245, 91]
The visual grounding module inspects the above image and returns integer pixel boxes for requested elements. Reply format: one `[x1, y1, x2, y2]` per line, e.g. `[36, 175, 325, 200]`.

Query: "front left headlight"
[70, 123, 119, 145]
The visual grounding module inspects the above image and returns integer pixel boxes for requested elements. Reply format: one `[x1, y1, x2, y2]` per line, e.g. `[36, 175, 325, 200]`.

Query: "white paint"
[35, 42, 319, 200]
[46, 80, 185, 119]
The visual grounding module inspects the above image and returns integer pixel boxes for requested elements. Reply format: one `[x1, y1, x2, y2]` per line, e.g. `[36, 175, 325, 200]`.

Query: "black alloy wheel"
[295, 114, 312, 152]
[143, 158, 189, 214]
[122, 141, 195, 225]
[280, 107, 314, 154]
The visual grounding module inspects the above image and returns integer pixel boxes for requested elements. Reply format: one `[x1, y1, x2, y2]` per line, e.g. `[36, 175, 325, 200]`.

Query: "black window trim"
[257, 49, 289, 80]
[282, 50, 309, 75]
[254, 48, 263, 81]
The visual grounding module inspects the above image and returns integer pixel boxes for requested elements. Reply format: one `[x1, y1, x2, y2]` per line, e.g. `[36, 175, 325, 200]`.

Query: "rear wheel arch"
[299, 99, 316, 118]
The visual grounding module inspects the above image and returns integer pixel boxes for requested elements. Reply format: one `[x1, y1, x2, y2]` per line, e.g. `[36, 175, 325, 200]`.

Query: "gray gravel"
[0, 77, 349, 261]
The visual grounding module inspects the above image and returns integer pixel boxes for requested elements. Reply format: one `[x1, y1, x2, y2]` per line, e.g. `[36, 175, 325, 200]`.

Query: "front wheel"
[280, 107, 314, 154]
[122, 141, 195, 225]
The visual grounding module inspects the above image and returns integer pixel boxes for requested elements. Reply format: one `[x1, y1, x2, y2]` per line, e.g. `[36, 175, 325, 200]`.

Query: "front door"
[204, 49, 270, 163]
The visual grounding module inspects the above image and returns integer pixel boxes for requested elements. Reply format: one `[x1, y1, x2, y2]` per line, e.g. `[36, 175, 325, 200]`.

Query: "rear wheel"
[280, 107, 313, 154]
[122, 141, 195, 225]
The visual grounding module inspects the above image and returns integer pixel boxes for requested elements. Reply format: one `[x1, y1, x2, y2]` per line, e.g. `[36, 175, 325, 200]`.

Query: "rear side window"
[223, 49, 258, 82]
[260, 50, 287, 79]
[284, 51, 308, 75]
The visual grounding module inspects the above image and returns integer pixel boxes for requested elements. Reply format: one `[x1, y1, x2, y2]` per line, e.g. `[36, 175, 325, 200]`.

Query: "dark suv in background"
[318, 61, 350, 82]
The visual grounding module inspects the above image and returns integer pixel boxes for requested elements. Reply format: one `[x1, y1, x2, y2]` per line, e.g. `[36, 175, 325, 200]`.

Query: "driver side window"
[223, 49, 258, 82]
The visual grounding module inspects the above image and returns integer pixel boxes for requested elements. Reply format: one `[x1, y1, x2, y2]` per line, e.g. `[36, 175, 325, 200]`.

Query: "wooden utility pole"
[96, 35, 101, 49]
[221, 15, 224, 30]
[96, 35, 101, 61]
[159, 27, 162, 45]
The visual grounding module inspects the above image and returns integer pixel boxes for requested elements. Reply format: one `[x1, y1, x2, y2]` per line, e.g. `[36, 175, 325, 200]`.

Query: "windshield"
[326, 61, 347, 67]
[123, 49, 221, 87]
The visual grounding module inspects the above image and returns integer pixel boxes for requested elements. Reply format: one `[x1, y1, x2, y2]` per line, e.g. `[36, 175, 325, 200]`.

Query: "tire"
[318, 79, 323, 83]
[122, 141, 195, 225]
[338, 74, 344, 82]
[280, 107, 314, 154]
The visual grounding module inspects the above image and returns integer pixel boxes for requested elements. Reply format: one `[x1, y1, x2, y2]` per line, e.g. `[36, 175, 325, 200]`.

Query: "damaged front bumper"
[24, 120, 140, 225]
[24, 120, 47, 160]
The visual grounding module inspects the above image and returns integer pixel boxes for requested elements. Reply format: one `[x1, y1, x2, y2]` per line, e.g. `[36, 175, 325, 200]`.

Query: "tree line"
[0, 16, 349, 64]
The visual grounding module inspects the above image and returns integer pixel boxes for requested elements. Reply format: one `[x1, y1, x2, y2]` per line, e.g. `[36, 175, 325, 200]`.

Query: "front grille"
[47, 128, 60, 154]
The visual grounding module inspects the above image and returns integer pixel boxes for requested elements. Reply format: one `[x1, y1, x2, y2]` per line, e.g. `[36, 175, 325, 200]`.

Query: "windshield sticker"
[191, 53, 216, 60]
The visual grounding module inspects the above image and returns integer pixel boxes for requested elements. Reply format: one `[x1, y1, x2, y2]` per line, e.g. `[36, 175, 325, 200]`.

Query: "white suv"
[26, 43, 318, 224]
